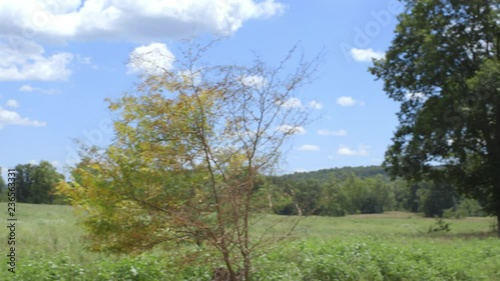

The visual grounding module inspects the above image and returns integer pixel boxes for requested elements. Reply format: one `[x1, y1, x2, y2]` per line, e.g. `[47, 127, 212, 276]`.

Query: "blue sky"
[0, 0, 405, 179]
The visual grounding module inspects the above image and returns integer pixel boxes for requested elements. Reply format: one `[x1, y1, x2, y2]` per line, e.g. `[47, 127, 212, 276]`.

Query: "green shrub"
[427, 218, 451, 234]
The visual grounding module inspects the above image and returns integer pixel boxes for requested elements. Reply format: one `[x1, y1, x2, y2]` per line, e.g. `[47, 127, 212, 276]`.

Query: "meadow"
[1, 203, 499, 280]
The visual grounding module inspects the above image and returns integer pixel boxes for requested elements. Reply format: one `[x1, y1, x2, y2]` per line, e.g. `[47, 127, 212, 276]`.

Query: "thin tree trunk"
[222, 249, 238, 281]
[294, 202, 303, 216]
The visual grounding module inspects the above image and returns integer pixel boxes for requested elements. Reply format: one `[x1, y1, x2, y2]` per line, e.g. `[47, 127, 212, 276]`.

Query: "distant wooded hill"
[279, 165, 388, 181]
[265, 165, 485, 218]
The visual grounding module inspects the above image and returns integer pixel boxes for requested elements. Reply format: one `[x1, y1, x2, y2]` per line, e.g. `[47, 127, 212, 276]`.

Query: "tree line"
[0, 162, 65, 204]
[267, 166, 486, 218]
[0, 163, 485, 219]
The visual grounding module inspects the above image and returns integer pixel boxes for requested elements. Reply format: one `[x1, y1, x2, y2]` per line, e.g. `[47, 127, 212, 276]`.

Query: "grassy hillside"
[1, 203, 499, 280]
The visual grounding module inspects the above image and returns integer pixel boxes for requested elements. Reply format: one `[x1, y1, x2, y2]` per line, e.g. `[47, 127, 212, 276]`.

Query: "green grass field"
[1, 203, 499, 280]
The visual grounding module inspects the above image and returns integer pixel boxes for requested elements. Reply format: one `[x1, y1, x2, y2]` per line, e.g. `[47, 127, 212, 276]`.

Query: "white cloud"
[308, 100, 323, 109]
[277, 124, 305, 135]
[336, 96, 356, 107]
[76, 54, 97, 69]
[350, 48, 385, 62]
[76, 54, 92, 65]
[6, 99, 19, 108]
[317, 129, 347, 136]
[19, 85, 33, 92]
[337, 144, 369, 156]
[296, 144, 319, 151]
[18, 84, 58, 95]
[28, 159, 38, 165]
[0, 106, 46, 129]
[127, 43, 175, 75]
[0, 36, 73, 81]
[405, 92, 427, 101]
[240, 75, 268, 90]
[0, 1, 284, 81]
[0, 0, 284, 42]
[277, 98, 321, 110]
[279, 97, 302, 108]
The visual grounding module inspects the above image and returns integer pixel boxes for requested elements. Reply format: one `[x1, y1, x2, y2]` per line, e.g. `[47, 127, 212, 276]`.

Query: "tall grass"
[0, 203, 498, 280]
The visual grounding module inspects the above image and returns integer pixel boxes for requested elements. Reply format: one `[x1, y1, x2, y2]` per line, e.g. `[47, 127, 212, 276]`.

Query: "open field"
[1, 203, 499, 280]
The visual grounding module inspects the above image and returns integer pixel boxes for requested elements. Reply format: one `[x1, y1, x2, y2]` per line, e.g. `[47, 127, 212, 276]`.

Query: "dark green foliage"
[404, 183, 420, 212]
[369, 0, 500, 234]
[270, 170, 397, 216]
[418, 181, 457, 217]
[15, 163, 34, 203]
[0, 169, 5, 201]
[268, 165, 486, 217]
[272, 167, 389, 215]
[285, 165, 387, 182]
[14, 161, 64, 204]
[444, 198, 487, 218]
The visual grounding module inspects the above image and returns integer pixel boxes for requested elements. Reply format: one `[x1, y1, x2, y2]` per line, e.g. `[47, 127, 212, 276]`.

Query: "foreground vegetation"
[1, 203, 499, 280]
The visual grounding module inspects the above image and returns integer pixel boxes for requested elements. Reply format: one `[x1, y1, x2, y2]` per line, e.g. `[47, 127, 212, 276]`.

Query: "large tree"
[15, 161, 64, 204]
[370, 0, 500, 235]
[57, 43, 320, 280]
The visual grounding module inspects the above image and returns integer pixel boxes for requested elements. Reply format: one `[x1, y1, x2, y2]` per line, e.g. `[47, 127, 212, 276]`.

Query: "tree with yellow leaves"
[57, 42, 321, 280]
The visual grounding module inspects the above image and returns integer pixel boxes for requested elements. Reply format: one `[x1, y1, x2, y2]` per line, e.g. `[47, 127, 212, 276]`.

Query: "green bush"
[443, 198, 486, 218]
[427, 218, 451, 234]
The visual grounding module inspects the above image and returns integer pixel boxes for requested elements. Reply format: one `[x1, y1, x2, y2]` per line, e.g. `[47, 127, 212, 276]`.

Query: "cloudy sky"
[0, 0, 404, 178]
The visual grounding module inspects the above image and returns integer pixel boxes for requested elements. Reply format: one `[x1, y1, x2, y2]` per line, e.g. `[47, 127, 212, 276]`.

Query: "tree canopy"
[370, 0, 500, 235]
[14, 161, 64, 204]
